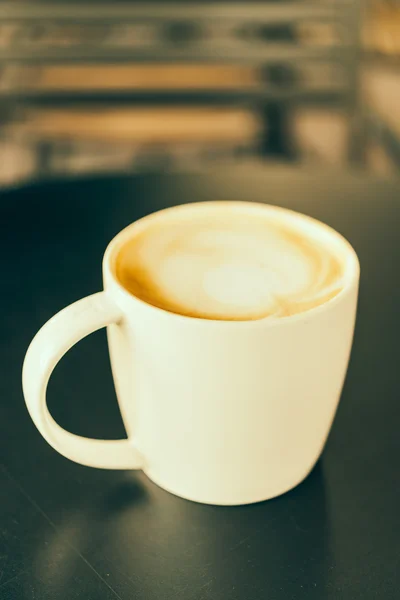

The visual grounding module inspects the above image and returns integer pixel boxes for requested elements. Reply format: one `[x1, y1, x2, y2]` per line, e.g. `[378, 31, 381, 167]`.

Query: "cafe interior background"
[0, 0, 399, 186]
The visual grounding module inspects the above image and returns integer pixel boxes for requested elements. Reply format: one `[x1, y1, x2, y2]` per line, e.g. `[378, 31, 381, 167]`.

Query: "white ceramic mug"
[23, 202, 359, 505]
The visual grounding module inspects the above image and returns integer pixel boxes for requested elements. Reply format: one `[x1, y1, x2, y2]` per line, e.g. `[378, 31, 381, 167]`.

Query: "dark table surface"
[1, 166, 400, 600]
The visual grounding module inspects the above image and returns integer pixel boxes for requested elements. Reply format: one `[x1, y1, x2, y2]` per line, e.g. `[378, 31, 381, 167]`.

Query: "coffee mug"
[23, 202, 359, 505]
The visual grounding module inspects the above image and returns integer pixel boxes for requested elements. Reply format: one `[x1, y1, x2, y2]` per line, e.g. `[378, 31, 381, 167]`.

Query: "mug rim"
[103, 201, 360, 327]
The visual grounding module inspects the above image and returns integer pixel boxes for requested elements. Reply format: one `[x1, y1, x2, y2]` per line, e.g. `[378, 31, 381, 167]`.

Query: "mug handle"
[22, 292, 143, 470]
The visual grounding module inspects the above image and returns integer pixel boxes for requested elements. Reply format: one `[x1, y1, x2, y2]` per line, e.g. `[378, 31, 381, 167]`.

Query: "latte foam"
[115, 205, 345, 320]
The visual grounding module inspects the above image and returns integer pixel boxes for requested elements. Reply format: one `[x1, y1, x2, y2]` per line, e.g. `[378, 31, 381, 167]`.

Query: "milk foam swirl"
[116, 211, 344, 320]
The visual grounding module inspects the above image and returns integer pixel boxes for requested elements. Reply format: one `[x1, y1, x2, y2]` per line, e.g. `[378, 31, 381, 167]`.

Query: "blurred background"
[0, 0, 399, 187]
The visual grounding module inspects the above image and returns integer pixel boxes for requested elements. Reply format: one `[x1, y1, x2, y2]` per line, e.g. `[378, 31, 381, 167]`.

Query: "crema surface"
[116, 208, 344, 320]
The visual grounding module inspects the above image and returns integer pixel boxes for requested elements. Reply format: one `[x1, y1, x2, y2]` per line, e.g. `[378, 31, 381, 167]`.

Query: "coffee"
[115, 204, 345, 320]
